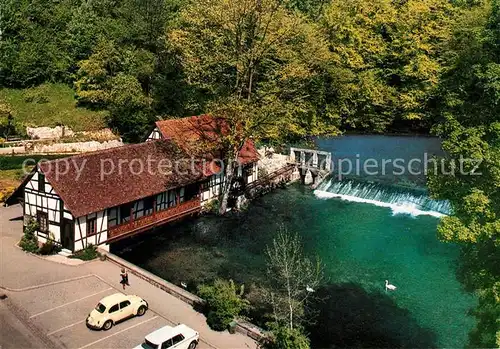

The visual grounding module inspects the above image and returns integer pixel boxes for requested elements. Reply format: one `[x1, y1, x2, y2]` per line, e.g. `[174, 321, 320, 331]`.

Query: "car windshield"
[141, 339, 158, 349]
[95, 303, 106, 313]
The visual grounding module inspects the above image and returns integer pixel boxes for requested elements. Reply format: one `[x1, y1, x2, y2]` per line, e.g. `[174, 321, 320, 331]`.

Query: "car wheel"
[137, 305, 147, 316]
[102, 320, 113, 331]
[188, 341, 197, 349]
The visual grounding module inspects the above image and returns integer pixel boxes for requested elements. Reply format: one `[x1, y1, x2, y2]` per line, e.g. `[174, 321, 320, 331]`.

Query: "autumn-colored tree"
[169, 0, 339, 213]
[321, 0, 458, 131]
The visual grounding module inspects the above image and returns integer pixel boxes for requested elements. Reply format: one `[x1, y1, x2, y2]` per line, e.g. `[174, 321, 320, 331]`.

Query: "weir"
[289, 147, 332, 187]
[314, 178, 451, 217]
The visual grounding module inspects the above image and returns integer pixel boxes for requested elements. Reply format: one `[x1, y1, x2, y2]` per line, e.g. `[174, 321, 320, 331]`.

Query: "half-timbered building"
[146, 115, 259, 204]
[6, 115, 260, 252]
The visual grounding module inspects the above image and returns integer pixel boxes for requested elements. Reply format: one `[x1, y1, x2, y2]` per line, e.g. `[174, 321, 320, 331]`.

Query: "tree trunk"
[218, 156, 235, 215]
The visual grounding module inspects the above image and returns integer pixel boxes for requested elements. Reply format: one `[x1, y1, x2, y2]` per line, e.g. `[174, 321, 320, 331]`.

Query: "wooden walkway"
[241, 164, 297, 198]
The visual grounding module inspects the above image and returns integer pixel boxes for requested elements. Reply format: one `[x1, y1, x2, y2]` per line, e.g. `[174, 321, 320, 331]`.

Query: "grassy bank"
[0, 83, 107, 133]
[0, 154, 67, 171]
[0, 154, 68, 202]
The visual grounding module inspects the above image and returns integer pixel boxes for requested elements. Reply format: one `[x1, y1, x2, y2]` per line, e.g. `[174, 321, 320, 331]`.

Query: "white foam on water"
[314, 190, 446, 218]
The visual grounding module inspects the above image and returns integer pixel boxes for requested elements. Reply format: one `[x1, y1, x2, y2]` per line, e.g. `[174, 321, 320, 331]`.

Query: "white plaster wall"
[74, 210, 108, 251]
[146, 127, 162, 141]
[48, 222, 61, 242]
[201, 174, 224, 205]
[24, 170, 63, 242]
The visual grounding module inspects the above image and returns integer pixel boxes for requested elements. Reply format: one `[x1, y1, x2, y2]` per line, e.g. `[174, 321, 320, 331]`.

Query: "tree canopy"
[428, 0, 500, 346]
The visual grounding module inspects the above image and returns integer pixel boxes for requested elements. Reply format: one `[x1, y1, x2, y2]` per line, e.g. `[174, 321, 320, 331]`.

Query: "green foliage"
[428, 1, 500, 346]
[266, 226, 323, 330]
[263, 324, 310, 349]
[0, 84, 107, 132]
[469, 282, 500, 348]
[321, 0, 458, 132]
[0, 101, 15, 138]
[0, 0, 74, 87]
[23, 88, 49, 104]
[74, 41, 155, 141]
[169, 0, 341, 140]
[39, 233, 62, 255]
[19, 220, 39, 253]
[197, 279, 249, 331]
[0, 155, 65, 171]
[203, 199, 220, 214]
[69, 244, 100, 261]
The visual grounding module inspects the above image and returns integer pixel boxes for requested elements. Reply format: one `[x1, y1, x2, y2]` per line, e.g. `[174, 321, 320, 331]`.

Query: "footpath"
[0, 204, 258, 349]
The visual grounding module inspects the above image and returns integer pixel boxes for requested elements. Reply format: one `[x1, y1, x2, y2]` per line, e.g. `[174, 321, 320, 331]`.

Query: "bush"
[198, 279, 249, 331]
[19, 220, 39, 253]
[0, 185, 16, 203]
[202, 199, 220, 214]
[38, 233, 61, 255]
[263, 324, 310, 349]
[69, 244, 100, 260]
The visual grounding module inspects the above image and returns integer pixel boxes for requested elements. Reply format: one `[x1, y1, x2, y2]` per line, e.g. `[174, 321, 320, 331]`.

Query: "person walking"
[120, 268, 129, 290]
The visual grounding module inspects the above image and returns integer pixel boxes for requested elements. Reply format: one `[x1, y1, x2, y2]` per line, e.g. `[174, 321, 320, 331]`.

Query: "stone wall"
[0, 139, 123, 155]
[26, 126, 75, 139]
[31, 139, 123, 153]
[257, 147, 290, 175]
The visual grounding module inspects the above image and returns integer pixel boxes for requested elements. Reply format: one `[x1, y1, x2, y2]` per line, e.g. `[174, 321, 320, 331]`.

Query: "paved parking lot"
[10, 275, 211, 349]
[1, 204, 257, 349]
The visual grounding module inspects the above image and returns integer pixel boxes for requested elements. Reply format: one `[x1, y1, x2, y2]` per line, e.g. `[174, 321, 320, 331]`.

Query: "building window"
[144, 196, 154, 216]
[179, 187, 185, 203]
[246, 164, 254, 177]
[156, 192, 167, 212]
[168, 189, 177, 207]
[133, 197, 154, 219]
[120, 203, 132, 223]
[87, 217, 97, 236]
[38, 173, 45, 192]
[108, 207, 118, 227]
[37, 211, 48, 233]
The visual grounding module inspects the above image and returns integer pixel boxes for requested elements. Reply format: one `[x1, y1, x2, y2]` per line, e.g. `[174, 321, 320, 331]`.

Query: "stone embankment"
[26, 126, 75, 139]
[238, 147, 299, 202]
[0, 126, 123, 155]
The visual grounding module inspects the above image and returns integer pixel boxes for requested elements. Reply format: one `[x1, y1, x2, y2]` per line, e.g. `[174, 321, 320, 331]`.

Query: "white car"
[134, 324, 199, 349]
[86, 293, 148, 330]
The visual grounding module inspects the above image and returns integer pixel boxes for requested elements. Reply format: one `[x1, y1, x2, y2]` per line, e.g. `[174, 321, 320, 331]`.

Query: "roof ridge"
[156, 114, 211, 124]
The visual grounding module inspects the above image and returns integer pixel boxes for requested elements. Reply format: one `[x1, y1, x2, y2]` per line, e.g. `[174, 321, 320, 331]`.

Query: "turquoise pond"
[114, 136, 477, 348]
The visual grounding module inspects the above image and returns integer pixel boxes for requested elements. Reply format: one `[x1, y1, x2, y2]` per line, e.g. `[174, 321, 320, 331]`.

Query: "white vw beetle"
[86, 293, 148, 330]
[134, 324, 199, 349]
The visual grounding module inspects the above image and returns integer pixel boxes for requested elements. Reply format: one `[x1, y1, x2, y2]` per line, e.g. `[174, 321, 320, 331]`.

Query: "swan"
[306, 285, 315, 293]
[385, 280, 397, 291]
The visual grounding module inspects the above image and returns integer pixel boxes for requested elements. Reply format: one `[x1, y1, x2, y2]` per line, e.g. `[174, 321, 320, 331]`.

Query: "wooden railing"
[107, 197, 201, 241]
[243, 164, 296, 193]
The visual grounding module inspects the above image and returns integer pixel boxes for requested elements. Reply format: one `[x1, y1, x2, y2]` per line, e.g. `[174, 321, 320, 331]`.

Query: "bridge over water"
[289, 147, 332, 188]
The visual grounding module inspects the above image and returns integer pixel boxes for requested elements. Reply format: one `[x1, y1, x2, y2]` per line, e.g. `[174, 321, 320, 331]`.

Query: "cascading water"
[314, 178, 451, 217]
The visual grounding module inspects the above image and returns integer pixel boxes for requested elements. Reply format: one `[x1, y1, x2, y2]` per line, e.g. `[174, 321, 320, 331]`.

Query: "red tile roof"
[155, 115, 260, 165]
[12, 115, 260, 217]
[38, 141, 209, 217]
